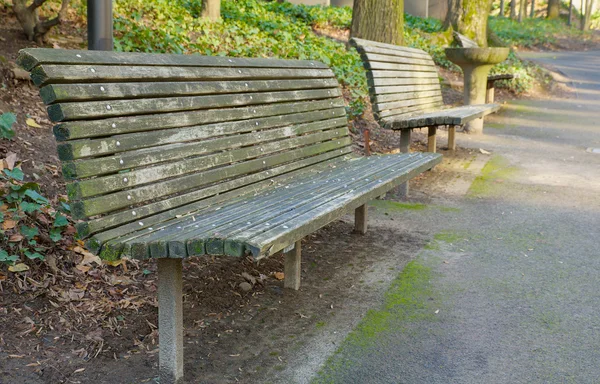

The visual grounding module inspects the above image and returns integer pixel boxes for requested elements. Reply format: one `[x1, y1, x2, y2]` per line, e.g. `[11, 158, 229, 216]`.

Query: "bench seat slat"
[55, 98, 343, 142]
[41, 78, 340, 104]
[31, 64, 335, 86]
[235, 153, 442, 258]
[94, 152, 440, 259]
[49, 88, 342, 121]
[382, 103, 501, 129]
[17, 48, 329, 72]
[85, 149, 353, 251]
[121, 155, 384, 258]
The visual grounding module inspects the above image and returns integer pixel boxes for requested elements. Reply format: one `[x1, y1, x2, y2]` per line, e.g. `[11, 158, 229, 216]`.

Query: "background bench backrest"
[18, 49, 351, 241]
[350, 38, 444, 123]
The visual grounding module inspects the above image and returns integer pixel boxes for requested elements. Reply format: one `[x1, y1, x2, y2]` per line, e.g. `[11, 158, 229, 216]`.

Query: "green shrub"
[109, 0, 367, 116]
[489, 16, 586, 48]
[0, 112, 16, 140]
[0, 167, 72, 266]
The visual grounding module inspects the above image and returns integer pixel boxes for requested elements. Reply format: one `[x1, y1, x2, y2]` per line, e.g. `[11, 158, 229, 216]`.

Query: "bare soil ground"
[0, 6, 579, 384]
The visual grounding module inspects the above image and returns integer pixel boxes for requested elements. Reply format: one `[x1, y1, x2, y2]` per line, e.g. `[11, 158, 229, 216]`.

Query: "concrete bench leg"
[158, 258, 184, 384]
[448, 125, 456, 151]
[398, 129, 411, 197]
[354, 204, 368, 235]
[284, 241, 302, 290]
[486, 81, 495, 103]
[427, 126, 437, 153]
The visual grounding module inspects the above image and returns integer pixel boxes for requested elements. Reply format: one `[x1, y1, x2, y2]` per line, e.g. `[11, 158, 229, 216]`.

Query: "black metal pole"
[87, 0, 113, 51]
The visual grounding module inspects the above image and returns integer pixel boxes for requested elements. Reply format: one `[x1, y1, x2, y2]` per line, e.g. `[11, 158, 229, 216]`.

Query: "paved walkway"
[292, 51, 600, 383]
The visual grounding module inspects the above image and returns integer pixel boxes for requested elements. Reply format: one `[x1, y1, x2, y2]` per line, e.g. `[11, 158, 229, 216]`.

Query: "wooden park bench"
[17, 48, 441, 384]
[350, 37, 501, 153]
[453, 32, 516, 103]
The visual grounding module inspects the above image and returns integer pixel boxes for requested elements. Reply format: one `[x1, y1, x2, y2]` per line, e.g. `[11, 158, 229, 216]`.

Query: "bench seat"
[99, 152, 437, 260]
[383, 103, 502, 130]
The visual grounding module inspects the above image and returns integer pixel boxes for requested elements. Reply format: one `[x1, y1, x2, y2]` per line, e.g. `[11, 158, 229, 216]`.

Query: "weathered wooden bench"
[350, 37, 501, 153]
[17, 48, 441, 384]
[454, 32, 515, 103]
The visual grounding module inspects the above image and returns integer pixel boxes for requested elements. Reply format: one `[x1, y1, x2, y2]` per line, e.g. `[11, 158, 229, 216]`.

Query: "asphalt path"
[307, 51, 600, 384]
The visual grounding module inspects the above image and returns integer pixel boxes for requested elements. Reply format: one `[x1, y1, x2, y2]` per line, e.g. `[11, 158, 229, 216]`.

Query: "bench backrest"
[350, 38, 443, 123]
[17, 49, 351, 244]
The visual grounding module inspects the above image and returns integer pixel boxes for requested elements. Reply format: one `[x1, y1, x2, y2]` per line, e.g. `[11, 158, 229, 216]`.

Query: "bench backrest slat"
[350, 38, 444, 124]
[17, 48, 351, 243]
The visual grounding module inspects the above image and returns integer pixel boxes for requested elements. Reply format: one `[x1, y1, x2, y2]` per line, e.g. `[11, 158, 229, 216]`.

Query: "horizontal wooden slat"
[17, 48, 329, 72]
[369, 84, 442, 97]
[71, 138, 352, 219]
[376, 96, 444, 118]
[240, 154, 442, 258]
[40, 78, 340, 104]
[120, 155, 385, 258]
[49, 88, 341, 121]
[363, 61, 438, 73]
[373, 91, 444, 112]
[54, 98, 343, 141]
[382, 103, 501, 129]
[31, 64, 335, 86]
[367, 77, 440, 88]
[350, 38, 431, 60]
[368, 70, 439, 79]
[58, 104, 346, 160]
[65, 117, 348, 178]
[362, 53, 435, 67]
[85, 149, 354, 250]
[70, 127, 349, 199]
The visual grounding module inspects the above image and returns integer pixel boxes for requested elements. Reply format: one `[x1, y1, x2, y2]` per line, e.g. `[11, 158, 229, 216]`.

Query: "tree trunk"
[510, 0, 517, 18]
[567, 0, 573, 25]
[518, 0, 527, 21]
[499, 0, 505, 17]
[580, 0, 595, 30]
[351, 0, 404, 45]
[202, 0, 221, 21]
[547, 0, 560, 19]
[445, 0, 492, 48]
[530, 0, 536, 17]
[12, 0, 70, 43]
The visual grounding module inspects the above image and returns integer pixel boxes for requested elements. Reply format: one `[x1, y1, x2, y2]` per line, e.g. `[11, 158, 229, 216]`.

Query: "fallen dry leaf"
[76, 265, 91, 273]
[273, 272, 284, 281]
[4, 152, 17, 170]
[9, 234, 24, 242]
[25, 118, 42, 128]
[8, 263, 30, 273]
[3, 220, 16, 230]
[73, 368, 85, 373]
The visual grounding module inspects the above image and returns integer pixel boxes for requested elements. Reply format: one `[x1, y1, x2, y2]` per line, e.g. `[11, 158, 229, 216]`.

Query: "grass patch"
[434, 231, 463, 244]
[313, 260, 439, 383]
[468, 155, 519, 197]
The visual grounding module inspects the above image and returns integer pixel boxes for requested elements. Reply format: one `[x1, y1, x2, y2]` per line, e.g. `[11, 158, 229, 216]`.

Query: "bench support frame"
[427, 127, 437, 153]
[158, 258, 184, 384]
[354, 204, 368, 235]
[448, 126, 456, 151]
[398, 130, 411, 197]
[284, 241, 302, 290]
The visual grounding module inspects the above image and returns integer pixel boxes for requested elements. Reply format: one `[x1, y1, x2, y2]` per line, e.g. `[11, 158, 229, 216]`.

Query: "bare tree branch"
[28, 0, 48, 12]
